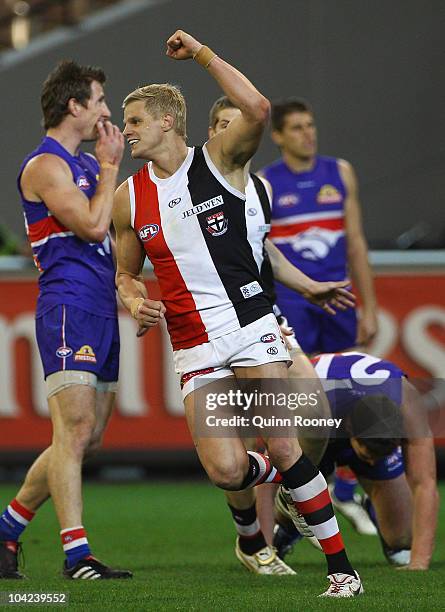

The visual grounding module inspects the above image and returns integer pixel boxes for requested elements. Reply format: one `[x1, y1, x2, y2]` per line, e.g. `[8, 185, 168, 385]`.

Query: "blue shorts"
[35, 305, 120, 382]
[320, 444, 405, 481]
[276, 295, 357, 354]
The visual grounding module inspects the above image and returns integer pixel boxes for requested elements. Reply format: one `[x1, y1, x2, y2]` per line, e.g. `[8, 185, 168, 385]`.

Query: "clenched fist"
[166, 30, 202, 60]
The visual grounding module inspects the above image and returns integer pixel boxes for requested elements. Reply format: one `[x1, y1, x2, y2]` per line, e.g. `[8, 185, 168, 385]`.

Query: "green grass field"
[0, 481, 443, 611]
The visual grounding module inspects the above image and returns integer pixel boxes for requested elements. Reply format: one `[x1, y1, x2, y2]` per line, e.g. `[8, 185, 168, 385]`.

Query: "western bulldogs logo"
[267, 347, 279, 355]
[260, 333, 277, 343]
[139, 224, 159, 242]
[77, 176, 91, 190]
[169, 197, 181, 208]
[56, 346, 73, 358]
[290, 227, 343, 260]
[206, 212, 228, 236]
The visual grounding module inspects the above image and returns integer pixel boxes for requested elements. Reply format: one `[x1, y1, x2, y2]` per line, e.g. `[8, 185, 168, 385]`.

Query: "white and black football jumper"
[128, 145, 273, 350]
[245, 173, 277, 309]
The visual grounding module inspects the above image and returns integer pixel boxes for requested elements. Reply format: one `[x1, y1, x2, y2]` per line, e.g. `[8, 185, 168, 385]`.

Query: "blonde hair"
[123, 83, 187, 139]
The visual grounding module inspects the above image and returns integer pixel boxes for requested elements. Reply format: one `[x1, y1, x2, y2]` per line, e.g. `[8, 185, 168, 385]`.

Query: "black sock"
[227, 503, 267, 555]
[280, 453, 318, 488]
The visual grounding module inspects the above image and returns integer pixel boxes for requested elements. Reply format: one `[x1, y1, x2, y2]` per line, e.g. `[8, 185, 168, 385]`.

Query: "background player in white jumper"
[113, 29, 362, 597]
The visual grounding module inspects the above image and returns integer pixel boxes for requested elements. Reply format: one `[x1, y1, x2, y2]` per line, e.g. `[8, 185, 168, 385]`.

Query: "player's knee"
[72, 419, 96, 445]
[206, 458, 247, 490]
[384, 532, 411, 551]
[85, 431, 104, 457]
[54, 414, 96, 456]
[267, 439, 299, 470]
[73, 428, 96, 457]
[381, 526, 412, 566]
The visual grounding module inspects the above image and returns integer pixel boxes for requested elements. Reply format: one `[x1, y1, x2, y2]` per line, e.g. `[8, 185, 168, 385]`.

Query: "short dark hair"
[41, 60, 106, 130]
[358, 436, 400, 460]
[208, 95, 237, 129]
[271, 97, 313, 132]
[347, 394, 404, 461]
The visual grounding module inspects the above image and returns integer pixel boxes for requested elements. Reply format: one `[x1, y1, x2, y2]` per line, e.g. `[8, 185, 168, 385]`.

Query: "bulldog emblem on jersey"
[316, 184, 342, 204]
[56, 346, 73, 359]
[206, 211, 228, 236]
[291, 227, 344, 260]
[77, 175, 91, 190]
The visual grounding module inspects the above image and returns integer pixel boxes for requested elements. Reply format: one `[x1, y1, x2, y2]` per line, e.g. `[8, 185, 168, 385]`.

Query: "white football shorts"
[174, 313, 291, 399]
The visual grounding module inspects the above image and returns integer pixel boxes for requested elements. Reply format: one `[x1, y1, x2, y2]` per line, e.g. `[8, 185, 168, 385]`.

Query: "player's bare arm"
[265, 239, 355, 315]
[21, 121, 124, 242]
[400, 379, 439, 569]
[113, 182, 165, 334]
[166, 30, 270, 190]
[259, 176, 356, 315]
[339, 159, 378, 346]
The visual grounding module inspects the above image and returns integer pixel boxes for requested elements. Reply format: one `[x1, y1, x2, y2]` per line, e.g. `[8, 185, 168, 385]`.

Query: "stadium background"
[1, 0, 444, 469]
[0, 1, 444, 605]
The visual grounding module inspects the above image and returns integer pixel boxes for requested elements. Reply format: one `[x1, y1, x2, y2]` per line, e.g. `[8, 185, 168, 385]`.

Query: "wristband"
[100, 162, 118, 170]
[130, 297, 145, 319]
[193, 45, 217, 68]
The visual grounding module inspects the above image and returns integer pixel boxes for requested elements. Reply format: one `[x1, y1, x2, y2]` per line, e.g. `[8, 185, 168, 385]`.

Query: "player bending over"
[274, 351, 438, 571]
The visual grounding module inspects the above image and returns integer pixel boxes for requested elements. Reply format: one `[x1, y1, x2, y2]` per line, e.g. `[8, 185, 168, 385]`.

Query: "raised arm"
[113, 181, 165, 335]
[401, 378, 439, 569]
[340, 159, 378, 346]
[166, 30, 270, 173]
[21, 122, 124, 242]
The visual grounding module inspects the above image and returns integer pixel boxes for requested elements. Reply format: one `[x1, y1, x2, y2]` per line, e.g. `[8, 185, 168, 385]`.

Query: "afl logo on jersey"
[139, 224, 160, 242]
[77, 175, 91, 190]
[260, 333, 277, 343]
[56, 346, 73, 359]
[316, 184, 342, 204]
[277, 193, 299, 207]
[247, 208, 257, 216]
[206, 211, 228, 236]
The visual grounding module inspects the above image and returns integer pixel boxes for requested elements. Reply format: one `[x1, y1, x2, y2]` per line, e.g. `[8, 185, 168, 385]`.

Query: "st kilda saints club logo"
[206, 211, 228, 236]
